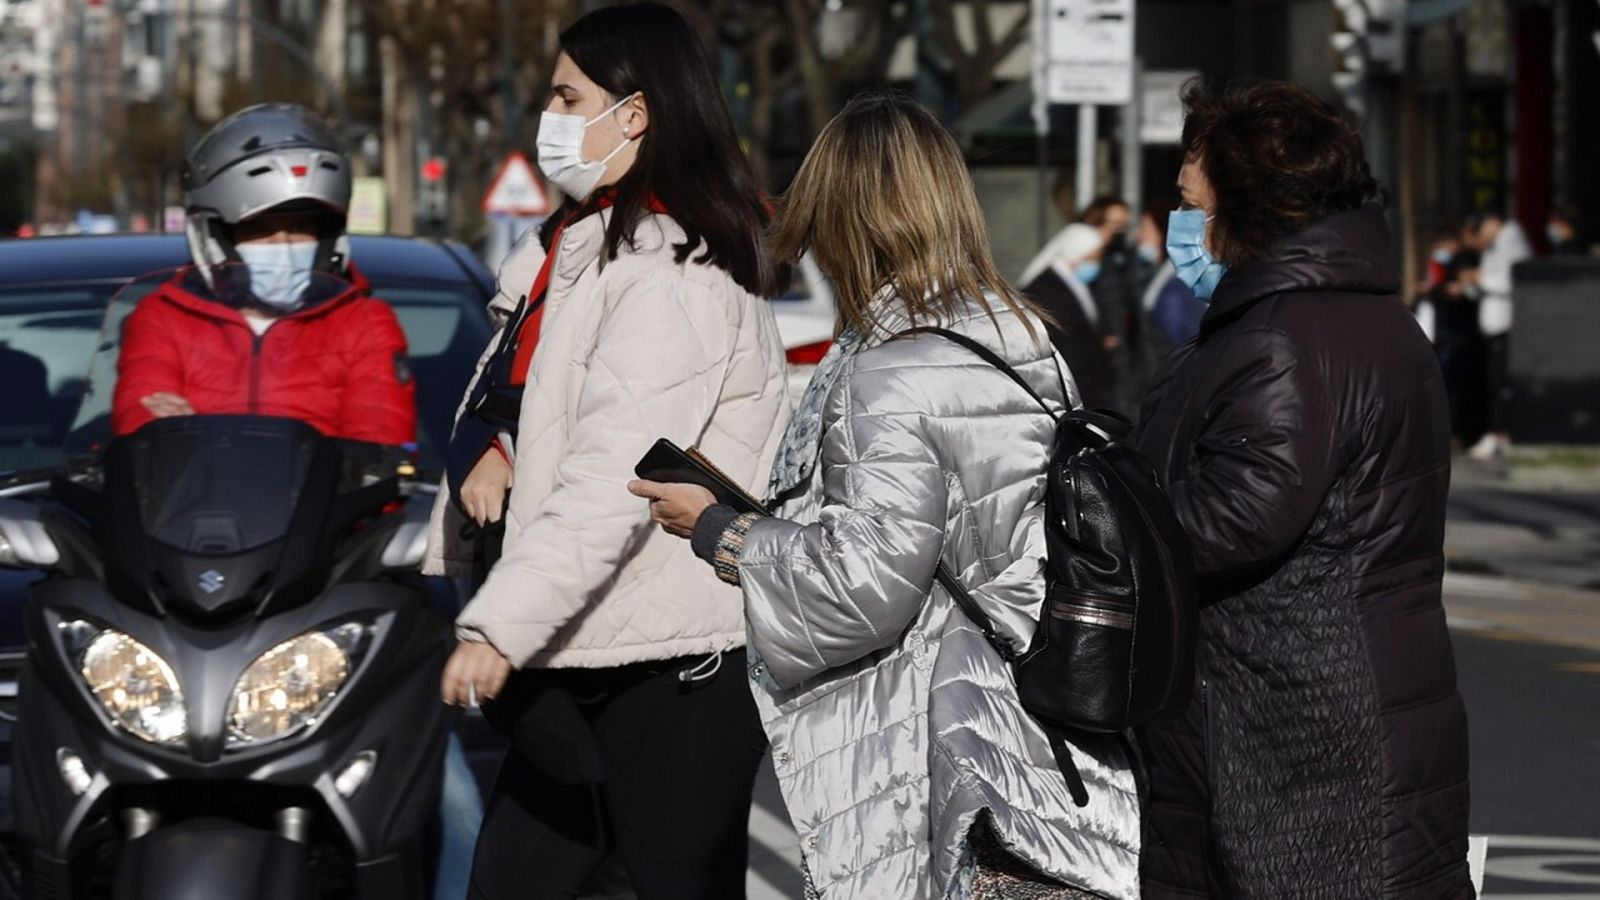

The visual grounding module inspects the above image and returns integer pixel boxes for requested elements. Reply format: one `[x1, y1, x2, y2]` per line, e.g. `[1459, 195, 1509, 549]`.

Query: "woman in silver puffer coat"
[632, 93, 1141, 900]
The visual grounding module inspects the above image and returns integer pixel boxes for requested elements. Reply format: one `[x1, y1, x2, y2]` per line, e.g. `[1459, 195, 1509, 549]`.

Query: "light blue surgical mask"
[1074, 262, 1102, 284]
[1431, 248, 1453, 266]
[236, 241, 318, 309]
[1166, 209, 1228, 301]
[1137, 243, 1160, 264]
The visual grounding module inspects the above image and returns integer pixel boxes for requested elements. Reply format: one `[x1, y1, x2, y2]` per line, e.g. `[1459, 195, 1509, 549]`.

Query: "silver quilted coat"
[738, 295, 1142, 900]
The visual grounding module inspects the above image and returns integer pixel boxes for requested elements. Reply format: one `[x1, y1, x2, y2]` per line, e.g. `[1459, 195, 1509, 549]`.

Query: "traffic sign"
[1039, 0, 1135, 106]
[483, 153, 551, 217]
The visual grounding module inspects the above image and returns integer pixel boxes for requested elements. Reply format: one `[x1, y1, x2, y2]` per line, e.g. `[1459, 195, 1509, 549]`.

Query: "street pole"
[1033, 0, 1052, 252]
[500, 0, 518, 146]
[1075, 103, 1095, 214]
[1121, 59, 1142, 221]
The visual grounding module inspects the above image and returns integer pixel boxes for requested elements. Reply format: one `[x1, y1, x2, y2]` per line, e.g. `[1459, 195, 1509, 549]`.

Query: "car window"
[0, 285, 122, 473]
[373, 285, 493, 475]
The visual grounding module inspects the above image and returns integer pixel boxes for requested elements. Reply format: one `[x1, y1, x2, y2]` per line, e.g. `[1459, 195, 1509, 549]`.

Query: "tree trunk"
[380, 35, 416, 235]
[315, 0, 349, 113]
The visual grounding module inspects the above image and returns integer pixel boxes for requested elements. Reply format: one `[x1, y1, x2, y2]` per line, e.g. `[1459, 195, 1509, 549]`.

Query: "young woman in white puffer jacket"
[426, 5, 790, 897]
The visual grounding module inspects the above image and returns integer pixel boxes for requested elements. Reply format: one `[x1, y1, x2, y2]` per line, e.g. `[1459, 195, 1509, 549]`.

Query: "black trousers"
[1485, 333, 1512, 435]
[467, 651, 767, 900]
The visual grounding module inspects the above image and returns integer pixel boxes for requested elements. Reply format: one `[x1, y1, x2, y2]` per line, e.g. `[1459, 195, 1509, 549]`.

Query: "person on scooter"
[111, 103, 414, 444]
[109, 103, 481, 899]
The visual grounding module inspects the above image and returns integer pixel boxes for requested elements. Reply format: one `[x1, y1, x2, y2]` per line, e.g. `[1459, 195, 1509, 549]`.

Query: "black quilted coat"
[1133, 208, 1474, 899]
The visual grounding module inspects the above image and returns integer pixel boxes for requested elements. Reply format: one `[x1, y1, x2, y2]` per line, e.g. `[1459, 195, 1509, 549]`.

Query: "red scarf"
[506, 191, 669, 385]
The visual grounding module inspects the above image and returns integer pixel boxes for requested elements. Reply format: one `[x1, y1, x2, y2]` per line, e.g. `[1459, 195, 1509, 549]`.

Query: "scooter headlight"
[79, 631, 188, 745]
[226, 623, 367, 747]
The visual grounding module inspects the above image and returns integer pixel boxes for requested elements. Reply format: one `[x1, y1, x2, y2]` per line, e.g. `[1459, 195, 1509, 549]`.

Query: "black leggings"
[467, 652, 767, 900]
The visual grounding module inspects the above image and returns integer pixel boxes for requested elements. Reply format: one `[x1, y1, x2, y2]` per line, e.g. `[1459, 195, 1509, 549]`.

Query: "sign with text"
[1042, 0, 1135, 105]
[1140, 70, 1198, 145]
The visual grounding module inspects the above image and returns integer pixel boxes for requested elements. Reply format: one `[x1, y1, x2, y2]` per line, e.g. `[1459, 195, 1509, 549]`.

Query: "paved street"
[1446, 462, 1600, 590]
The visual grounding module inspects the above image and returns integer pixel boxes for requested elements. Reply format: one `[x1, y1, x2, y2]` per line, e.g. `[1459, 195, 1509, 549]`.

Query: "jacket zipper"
[1050, 600, 1134, 630]
[1202, 673, 1216, 789]
[248, 331, 265, 414]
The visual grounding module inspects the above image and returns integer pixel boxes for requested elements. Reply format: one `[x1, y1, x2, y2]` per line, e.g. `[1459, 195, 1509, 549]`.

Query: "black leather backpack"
[901, 327, 1199, 804]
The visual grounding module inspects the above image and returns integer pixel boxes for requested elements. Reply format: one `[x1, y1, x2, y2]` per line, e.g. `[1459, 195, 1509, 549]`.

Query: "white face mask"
[536, 93, 640, 202]
[236, 241, 317, 310]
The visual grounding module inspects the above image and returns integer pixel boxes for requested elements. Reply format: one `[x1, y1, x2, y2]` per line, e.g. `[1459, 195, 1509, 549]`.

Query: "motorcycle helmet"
[181, 104, 353, 277]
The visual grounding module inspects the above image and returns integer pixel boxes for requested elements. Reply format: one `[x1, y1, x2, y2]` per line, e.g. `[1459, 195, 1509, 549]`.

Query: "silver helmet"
[182, 104, 353, 274]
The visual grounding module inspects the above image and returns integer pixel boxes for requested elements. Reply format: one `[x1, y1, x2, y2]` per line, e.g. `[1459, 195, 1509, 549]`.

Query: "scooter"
[1, 268, 451, 899]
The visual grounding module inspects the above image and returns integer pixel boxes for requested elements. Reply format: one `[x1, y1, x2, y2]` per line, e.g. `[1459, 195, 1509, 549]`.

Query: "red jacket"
[112, 266, 416, 444]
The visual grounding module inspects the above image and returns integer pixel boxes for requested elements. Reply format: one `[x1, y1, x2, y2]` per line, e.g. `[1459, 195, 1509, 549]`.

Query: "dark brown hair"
[541, 3, 780, 297]
[1180, 79, 1386, 265]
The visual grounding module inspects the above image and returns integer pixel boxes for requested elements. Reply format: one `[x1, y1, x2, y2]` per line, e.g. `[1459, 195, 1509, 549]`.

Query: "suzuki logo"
[197, 570, 226, 595]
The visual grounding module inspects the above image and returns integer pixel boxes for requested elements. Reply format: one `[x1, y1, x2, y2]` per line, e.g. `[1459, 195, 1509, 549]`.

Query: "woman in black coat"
[1134, 81, 1474, 899]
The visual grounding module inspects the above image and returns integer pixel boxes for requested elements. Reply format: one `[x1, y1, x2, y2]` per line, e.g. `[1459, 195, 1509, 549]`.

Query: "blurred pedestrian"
[1464, 211, 1531, 460]
[1547, 205, 1585, 256]
[1135, 80, 1473, 900]
[1135, 201, 1208, 353]
[1420, 250, 1491, 447]
[633, 91, 1139, 900]
[1079, 197, 1144, 410]
[426, 4, 789, 897]
[1020, 223, 1118, 408]
[1423, 225, 1462, 293]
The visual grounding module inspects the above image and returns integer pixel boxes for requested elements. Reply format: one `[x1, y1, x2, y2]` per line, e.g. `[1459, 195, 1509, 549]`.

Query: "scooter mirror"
[378, 501, 430, 571]
[0, 497, 61, 569]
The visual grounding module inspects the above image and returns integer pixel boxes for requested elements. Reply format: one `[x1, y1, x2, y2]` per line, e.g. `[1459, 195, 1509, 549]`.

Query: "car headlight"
[79, 631, 188, 745]
[226, 623, 367, 747]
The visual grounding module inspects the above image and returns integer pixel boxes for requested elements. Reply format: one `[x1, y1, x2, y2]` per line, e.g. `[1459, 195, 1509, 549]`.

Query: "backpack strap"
[897, 326, 1059, 420]
[935, 560, 1090, 807]
[934, 562, 1016, 664]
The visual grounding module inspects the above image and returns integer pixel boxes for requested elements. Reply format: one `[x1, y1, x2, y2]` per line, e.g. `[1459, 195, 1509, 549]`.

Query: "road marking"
[1483, 835, 1600, 899]
[746, 798, 802, 899]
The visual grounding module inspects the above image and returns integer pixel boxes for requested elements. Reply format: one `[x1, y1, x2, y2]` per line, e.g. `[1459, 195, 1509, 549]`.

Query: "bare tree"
[929, 0, 1029, 112]
[352, 0, 574, 238]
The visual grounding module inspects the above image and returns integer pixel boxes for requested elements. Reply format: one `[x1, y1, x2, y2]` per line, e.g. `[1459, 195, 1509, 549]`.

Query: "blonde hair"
[770, 92, 1044, 340]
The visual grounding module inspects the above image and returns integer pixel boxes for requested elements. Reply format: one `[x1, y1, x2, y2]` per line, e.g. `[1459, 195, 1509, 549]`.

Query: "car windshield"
[0, 264, 490, 479]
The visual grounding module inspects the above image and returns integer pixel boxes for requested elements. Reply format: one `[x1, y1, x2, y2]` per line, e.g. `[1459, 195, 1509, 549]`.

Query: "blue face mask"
[1166, 209, 1228, 301]
[236, 241, 317, 310]
[1137, 243, 1160, 264]
[1431, 248, 1453, 266]
[1074, 262, 1102, 284]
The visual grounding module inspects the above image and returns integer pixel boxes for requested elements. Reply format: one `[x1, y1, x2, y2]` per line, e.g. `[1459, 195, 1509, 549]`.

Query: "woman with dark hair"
[422, 4, 789, 896]
[633, 92, 1139, 900]
[1133, 80, 1473, 899]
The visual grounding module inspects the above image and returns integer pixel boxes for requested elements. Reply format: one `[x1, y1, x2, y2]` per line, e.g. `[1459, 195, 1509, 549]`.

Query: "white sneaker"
[1467, 434, 1504, 461]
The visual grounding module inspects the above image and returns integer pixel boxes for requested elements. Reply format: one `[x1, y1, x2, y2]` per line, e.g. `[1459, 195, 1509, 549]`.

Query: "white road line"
[746, 799, 802, 899]
[749, 803, 801, 865]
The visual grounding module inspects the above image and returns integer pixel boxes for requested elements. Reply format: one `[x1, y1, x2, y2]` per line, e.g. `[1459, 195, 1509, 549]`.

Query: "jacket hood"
[1204, 206, 1398, 331]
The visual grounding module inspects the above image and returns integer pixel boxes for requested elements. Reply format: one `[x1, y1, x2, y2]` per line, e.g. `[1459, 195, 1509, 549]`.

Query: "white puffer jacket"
[424, 211, 790, 669]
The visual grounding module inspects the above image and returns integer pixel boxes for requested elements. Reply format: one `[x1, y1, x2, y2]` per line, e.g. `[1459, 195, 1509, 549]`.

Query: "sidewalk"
[1446, 455, 1600, 591]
